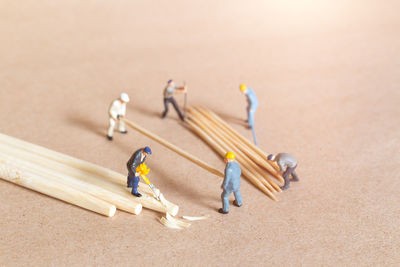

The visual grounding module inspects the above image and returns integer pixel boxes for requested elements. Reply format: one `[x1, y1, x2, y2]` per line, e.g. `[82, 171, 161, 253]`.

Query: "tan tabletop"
[0, 1, 399, 265]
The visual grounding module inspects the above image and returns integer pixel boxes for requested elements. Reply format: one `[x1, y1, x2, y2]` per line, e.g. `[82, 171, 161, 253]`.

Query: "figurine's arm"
[247, 91, 258, 111]
[175, 85, 187, 94]
[277, 161, 286, 174]
[130, 153, 142, 176]
[120, 103, 126, 118]
[108, 101, 119, 121]
[222, 168, 232, 189]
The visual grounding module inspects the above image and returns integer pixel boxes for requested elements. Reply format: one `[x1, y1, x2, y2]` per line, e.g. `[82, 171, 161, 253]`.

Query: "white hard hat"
[120, 93, 130, 103]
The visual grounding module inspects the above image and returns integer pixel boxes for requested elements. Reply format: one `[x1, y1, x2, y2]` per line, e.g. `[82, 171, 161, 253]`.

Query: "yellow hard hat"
[225, 152, 235, 159]
[240, 84, 247, 92]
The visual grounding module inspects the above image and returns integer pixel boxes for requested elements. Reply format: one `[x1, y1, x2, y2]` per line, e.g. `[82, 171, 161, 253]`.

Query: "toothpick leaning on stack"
[186, 106, 285, 201]
[121, 118, 224, 178]
[0, 133, 179, 216]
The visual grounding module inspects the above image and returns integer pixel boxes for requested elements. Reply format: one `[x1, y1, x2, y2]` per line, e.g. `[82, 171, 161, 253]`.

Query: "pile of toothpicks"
[0, 133, 178, 217]
[186, 106, 284, 201]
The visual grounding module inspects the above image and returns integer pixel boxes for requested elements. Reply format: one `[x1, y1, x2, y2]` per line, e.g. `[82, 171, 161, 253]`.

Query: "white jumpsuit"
[107, 99, 127, 137]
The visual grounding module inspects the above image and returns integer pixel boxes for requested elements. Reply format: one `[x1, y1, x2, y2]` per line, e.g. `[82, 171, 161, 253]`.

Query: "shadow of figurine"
[213, 110, 248, 127]
[149, 163, 217, 210]
[127, 102, 161, 119]
[66, 113, 106, 138]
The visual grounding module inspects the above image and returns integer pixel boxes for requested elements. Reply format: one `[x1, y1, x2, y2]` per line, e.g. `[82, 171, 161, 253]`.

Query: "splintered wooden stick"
[121, 118, 224, 178]
[0, 158, 116, 217]
[197, 106, 284, 182]
[186, 118, 278, 201]
[187, 109, 277, 193]
[0, 134, 178, 215]
[189, 108, 282, 193]
[0, 149, 142, 215]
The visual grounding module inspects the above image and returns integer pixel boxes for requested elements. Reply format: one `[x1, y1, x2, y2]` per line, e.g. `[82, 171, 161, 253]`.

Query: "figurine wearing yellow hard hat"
[240, 84, 259, 146]
[219, 152, 242, 214]
[240, 84, 258, 129]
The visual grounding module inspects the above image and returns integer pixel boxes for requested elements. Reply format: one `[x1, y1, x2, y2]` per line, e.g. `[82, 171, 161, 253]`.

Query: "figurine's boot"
[247, 110, 255, 129]
[280, 168, 292, 190]
[162, 98, 169, 118]
[291, 168, 299, 182]
[118, 121, 127, 134]
[218, 208, 228, 214]
[220, 190, 230, 214]
[280, 184, 290, 191]
[131, 176, 142, 197]
[233, 191, 242, 207]
[127, 172, 135, 188]
[107, 118, 115, 140]
[170, 97, 185, 121]
[127, 178, 133, 188]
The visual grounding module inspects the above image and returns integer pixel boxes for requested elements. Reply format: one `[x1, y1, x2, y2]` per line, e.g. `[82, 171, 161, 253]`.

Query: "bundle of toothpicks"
[186, 106, 284, 201]
[0, 133, 178, 217]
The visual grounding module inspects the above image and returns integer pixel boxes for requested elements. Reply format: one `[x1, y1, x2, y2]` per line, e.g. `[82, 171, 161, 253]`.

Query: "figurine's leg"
[170, 97, 185, 121]
[233, 190, 242, 207]
[248, 109, 254, 128]
[162, 98, 170, 118]
[118, 120, 127, 134]
[127, 171, 134, 188]
[219, 190, 230, 214]
[291, 167, 299, 182]
[107, 118, 115, 140]
[131, 176, 142, 197]
[280, 167, 292, 190]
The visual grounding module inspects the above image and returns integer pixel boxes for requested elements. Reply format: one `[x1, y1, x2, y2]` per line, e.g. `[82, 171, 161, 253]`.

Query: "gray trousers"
[162, 97, 184, 121]
[281, 165, 299, 190]
[221, 189, 242, 212]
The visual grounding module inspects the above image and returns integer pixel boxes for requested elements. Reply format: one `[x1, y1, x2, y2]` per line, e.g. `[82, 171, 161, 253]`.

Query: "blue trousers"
[127, 171, 140, 194]
[247, 107, 256, 128]
[221, 189, 242, 212]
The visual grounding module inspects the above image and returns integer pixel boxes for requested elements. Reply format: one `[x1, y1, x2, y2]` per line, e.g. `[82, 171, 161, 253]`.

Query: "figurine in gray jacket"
[268, 153, 299, 190]
[219, 152, 242, 214]
[127, 146, 152, 197]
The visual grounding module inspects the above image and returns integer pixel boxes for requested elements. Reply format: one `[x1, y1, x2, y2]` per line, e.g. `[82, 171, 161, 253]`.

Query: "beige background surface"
[0, 0, 399, 266]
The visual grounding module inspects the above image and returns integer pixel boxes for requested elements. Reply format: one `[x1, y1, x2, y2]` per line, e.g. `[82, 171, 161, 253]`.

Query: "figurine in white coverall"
[107, 93, 130, 141]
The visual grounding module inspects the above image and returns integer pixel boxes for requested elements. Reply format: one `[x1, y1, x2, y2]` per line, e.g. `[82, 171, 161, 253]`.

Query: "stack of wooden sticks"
[186, 106, 284, 201]
[0, 133, 178, 217]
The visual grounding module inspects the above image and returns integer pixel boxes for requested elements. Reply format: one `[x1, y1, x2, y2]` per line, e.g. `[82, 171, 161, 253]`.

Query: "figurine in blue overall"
[126, 146, 152, 197]
[219, 152, 243, 214]
[162, 79, 187, 121]
[267, 153, 299, 190]
[240, 84, 258, 129]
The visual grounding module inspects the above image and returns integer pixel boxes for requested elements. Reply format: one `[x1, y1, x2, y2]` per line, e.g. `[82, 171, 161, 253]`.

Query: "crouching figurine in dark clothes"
[219, 152, 243, 214]
[127, 146, 152, 197]
[267, 153, 299, 190]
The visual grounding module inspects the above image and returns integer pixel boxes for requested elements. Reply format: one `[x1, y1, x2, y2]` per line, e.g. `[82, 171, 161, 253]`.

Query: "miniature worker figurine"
[240, 84, 258, 129]
[219, 152, 242, 214]
[127, 146, 152, 197]
[267, 153, 299, 190]
[162, 79, 187, 121]
[107, 93, 130, 141]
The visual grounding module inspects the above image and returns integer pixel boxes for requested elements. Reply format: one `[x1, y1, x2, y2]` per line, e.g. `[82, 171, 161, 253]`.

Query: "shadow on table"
[150, 164, 217, 210]
[213, 110, 248, 128]
[128, 104, 162, 119]
[66, 113, 106, 138]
